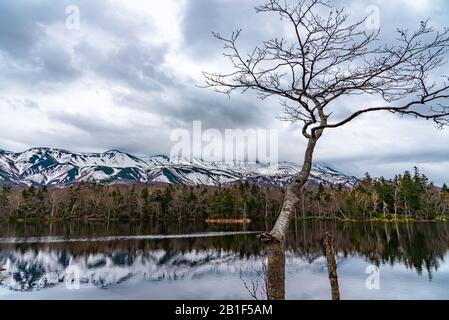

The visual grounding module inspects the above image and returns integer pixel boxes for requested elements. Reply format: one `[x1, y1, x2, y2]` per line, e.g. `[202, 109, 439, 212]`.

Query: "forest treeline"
[300, 167, 449, 221]
[0, 167, 449, 222]
[0, 181, 283, 222]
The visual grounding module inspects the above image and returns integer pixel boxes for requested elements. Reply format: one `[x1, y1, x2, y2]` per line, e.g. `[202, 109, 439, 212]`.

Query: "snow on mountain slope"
[0, 148, 358, 188]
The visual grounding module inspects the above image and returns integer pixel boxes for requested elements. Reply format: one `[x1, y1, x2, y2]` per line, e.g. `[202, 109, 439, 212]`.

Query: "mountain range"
[0, 148, 358, 188]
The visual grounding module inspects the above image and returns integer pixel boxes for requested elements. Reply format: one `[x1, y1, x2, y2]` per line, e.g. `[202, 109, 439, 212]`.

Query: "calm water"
[1, 220, 449, 300]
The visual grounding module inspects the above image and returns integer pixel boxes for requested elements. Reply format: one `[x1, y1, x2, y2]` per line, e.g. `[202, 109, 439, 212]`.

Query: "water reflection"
[322, 232, 340, 300]
[266, 242, 285, 300]
[263, 232, 340, 300]
[1, 221, 449, 299]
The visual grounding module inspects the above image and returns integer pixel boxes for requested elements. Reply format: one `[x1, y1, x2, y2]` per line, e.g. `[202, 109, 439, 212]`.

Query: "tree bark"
[260, 133, 322, 242]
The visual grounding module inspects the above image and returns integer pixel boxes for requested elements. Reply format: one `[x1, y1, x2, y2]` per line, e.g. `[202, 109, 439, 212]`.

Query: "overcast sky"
[0, 0, 449, 184]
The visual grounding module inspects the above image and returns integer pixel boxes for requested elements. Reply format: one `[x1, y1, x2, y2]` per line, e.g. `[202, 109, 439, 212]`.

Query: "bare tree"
[203, 0, 449, 242]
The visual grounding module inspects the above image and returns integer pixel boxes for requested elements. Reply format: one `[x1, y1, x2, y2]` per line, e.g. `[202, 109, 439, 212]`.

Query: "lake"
[1, 220, 449, 300]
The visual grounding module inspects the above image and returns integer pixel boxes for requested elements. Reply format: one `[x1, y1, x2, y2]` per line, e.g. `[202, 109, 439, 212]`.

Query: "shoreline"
[1, 215, 449, 224]
[293, 216, 449, 223]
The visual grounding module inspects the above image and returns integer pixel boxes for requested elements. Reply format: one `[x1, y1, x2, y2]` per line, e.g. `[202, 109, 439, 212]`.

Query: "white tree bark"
[260, 130, 323, 242]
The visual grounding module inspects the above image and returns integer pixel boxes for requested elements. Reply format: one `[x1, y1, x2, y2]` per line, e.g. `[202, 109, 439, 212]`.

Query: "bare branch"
[202, 0, 449, 138]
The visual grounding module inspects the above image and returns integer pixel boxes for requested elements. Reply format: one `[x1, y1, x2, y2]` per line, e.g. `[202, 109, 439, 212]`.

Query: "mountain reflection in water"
[1, 221, 449, 299]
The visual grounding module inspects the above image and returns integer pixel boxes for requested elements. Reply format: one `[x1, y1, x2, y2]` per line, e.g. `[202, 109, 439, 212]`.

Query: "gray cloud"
[0, 0, 448, 185]
[0, 1, 81, 87]
[0, 1, 60, 58]
[161, 91, 271, 130]
[0, 97, 39, 110]
[0, 0, 163, 90]
[42, 110, 169, 156]
[74, 41, 172, 92]
[181, 0, 284, 60]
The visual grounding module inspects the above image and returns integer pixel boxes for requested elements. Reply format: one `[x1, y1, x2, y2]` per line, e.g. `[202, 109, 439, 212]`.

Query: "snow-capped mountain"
[0, 148, 358, 188]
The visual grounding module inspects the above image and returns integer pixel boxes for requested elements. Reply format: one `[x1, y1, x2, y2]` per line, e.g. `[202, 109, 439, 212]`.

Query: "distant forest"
[1, 167, 449, 222]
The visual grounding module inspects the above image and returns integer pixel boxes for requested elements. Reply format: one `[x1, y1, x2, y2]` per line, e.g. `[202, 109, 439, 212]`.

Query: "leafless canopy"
[203, 0, 449, 138]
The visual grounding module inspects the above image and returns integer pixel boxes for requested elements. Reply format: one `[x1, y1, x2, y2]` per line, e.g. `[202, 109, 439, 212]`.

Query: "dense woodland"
[1, 167, 449, 222]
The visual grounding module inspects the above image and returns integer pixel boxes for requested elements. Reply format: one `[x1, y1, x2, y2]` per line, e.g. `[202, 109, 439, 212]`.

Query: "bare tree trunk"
[266, 241, 285, 300]
[323, 232, 340, 300]
[261, 134, 321, 242]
